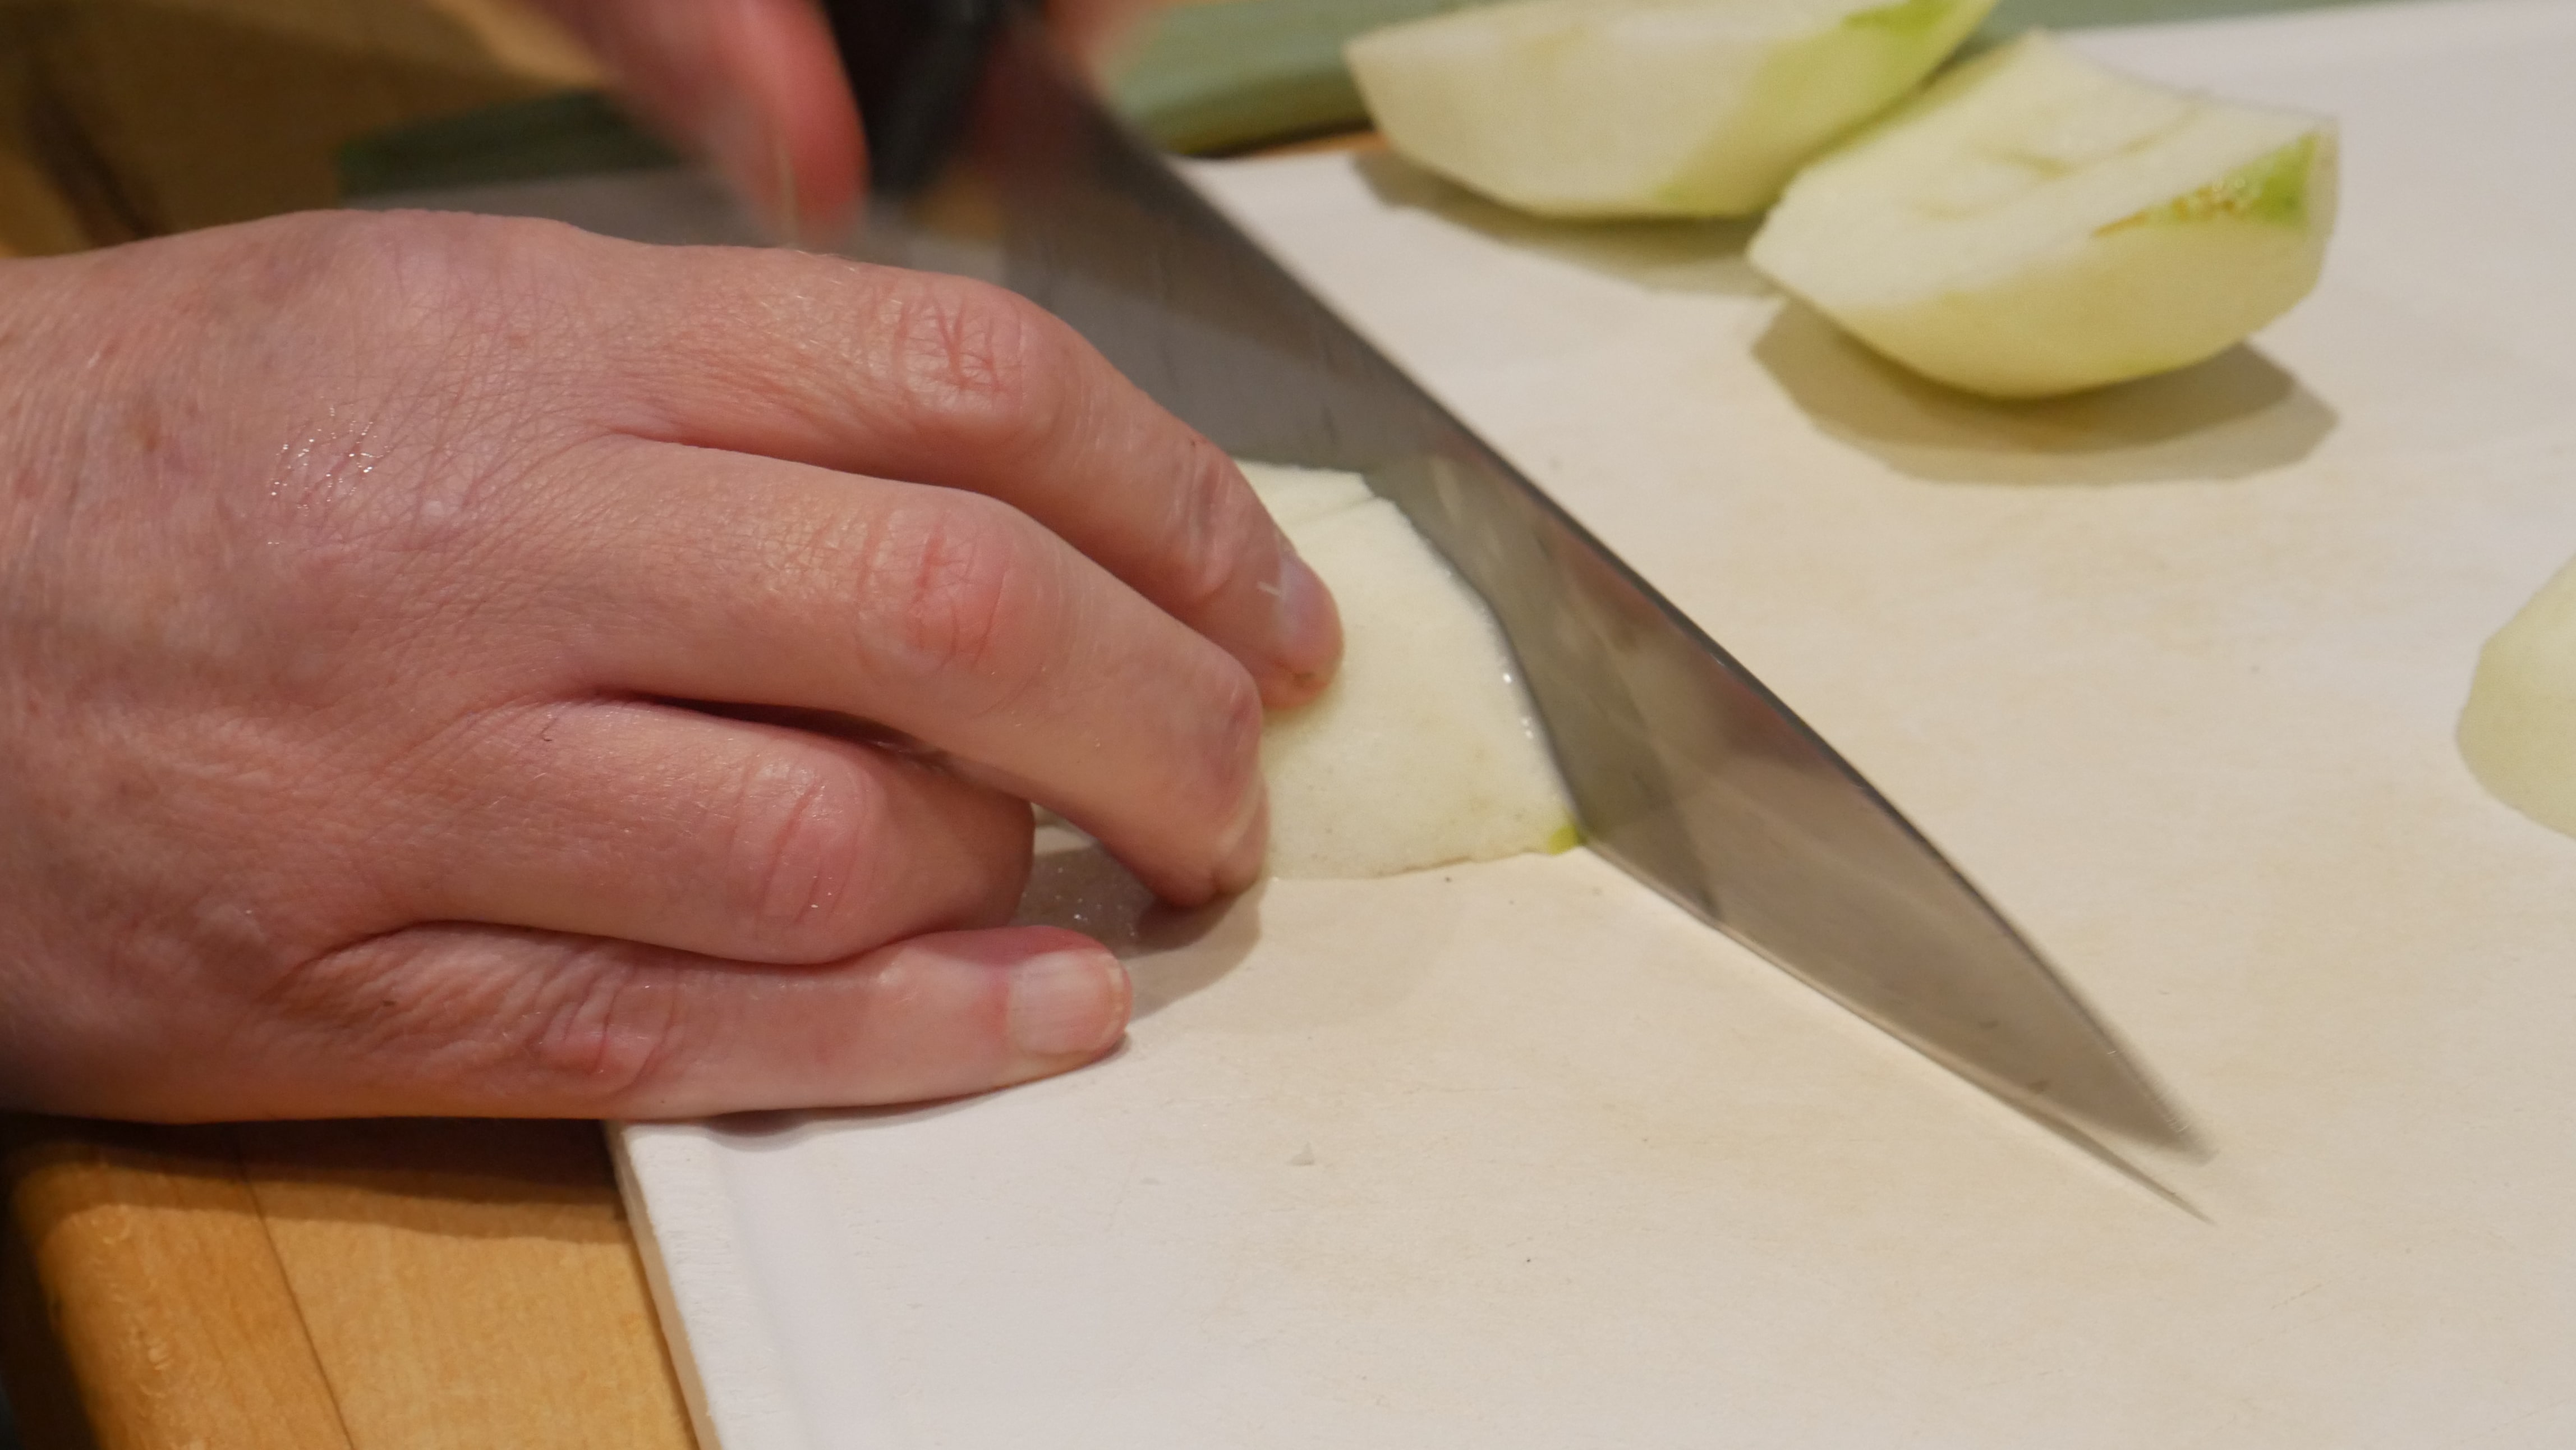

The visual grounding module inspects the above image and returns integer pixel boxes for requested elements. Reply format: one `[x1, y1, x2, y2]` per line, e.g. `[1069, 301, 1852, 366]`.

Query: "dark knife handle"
[818, 0, 1024, 194]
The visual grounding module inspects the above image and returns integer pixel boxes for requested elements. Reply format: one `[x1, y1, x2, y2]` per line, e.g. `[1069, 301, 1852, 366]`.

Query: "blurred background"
[0, 0, 2346, 256]
[0, 0, 606, 253]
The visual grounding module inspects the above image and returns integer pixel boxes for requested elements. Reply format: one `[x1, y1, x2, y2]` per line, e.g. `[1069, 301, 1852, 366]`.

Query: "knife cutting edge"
[820, 0, 2200, 1157]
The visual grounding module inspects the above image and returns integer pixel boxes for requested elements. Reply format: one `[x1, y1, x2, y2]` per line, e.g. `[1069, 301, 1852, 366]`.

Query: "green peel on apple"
[1245, 463, 1580, 878]
[1346, 0, 1997, 218]
[2460, 556, 2576, 841]
[1748, 34, 2338, 398]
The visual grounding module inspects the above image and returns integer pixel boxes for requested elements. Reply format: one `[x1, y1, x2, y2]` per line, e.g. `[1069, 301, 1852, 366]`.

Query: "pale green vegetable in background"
[1748, 33, 2335, 397]
[2460, 554, 2576, 840]
[1242, 464, 1579, 878]
[1345, 0, 1997, 218]
[1107, 0, 1493, 154]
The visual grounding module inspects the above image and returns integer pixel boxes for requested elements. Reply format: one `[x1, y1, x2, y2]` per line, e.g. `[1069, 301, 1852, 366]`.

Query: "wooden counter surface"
[0, 1118, 697, 1450]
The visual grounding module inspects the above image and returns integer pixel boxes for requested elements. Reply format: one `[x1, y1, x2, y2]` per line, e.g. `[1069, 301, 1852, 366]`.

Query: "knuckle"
[238, 213, 587, 564]
[879, 274, 1057, 451]
[269, 212, 591, 425]
[518, 948, 692, 1109]
[288, 211, 514, 341]
[1160, 443, 1278, 618]
[859, 494, 1053, 695]
[723, 756, 884, 953]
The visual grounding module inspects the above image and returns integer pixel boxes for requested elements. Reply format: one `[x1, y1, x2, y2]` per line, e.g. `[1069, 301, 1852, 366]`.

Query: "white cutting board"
[615, 3, 2576, 1445]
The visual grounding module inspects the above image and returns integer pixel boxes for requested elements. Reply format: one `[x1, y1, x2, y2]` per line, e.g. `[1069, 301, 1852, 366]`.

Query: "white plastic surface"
[618, 3, 2576, 1445]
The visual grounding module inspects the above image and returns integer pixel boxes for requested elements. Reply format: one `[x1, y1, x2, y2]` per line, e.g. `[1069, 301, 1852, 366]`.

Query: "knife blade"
[824, 3, 2193, 1153]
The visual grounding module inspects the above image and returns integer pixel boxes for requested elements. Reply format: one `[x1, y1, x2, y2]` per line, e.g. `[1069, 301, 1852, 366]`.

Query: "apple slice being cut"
[2460, 554, 2576, 841]
[1243, 464, 1578, 879]
[1345, 0, 1996, 218]
[1747, 33, 2336, 398]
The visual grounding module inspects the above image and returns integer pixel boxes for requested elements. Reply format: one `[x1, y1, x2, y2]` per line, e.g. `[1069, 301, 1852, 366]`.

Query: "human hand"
[526, 0, 1170, 244]
[530, 0, 868, 243]
[0, 209, 1337, 1122]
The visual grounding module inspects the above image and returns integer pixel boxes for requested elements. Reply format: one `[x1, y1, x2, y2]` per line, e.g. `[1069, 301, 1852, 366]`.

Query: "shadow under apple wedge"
[1752, 301, 2338, 485]
[1350, 150, 1771, 299]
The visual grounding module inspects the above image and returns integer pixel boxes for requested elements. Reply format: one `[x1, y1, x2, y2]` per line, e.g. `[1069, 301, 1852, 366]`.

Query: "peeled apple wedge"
[1242, 463, 1579, 878]
[1345, 0, 1997, 218]
[1747, 33, 2337, 398]
[2460, 556, 2576, 840]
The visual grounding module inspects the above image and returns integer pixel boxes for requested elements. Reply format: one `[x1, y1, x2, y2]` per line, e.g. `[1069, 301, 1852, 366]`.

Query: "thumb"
[78, 925, 1133, 1121]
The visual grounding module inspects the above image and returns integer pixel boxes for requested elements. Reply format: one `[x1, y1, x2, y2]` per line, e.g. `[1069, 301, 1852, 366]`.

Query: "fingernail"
[1006, 949, 1130, 1059]
[1272, 547, 1341, 688]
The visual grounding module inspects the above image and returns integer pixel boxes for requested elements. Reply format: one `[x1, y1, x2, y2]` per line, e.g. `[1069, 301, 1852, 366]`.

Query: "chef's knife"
[822, 1, 2195, 1152]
